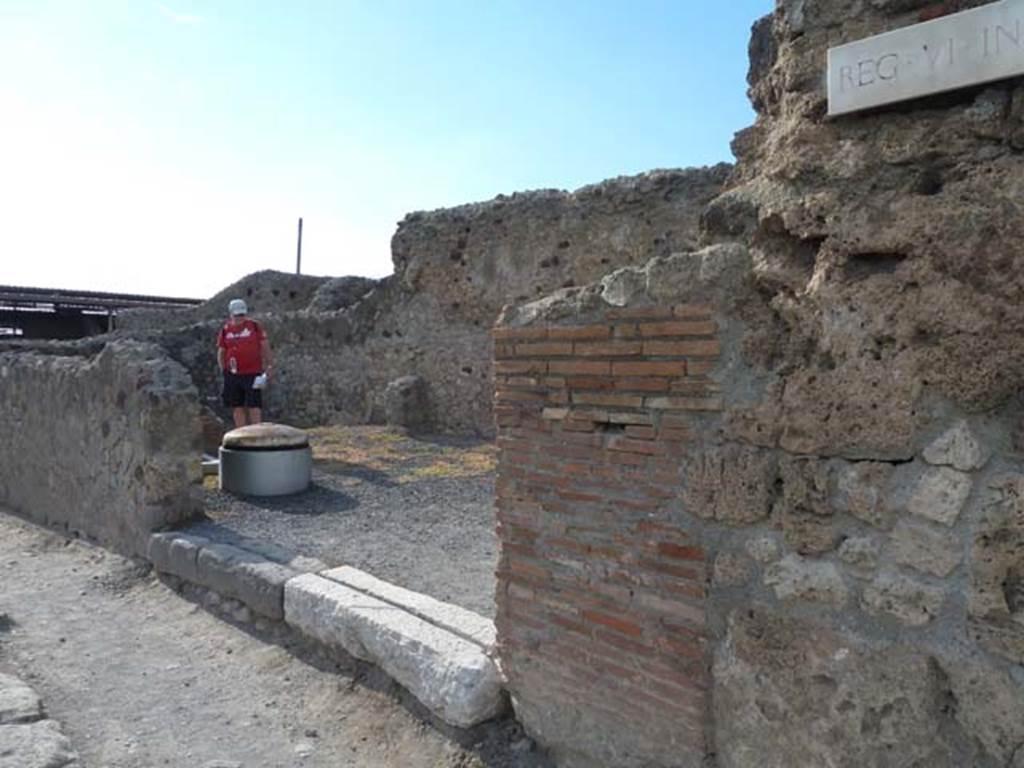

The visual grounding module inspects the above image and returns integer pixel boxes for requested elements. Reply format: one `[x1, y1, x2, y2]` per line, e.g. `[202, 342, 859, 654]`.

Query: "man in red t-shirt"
[217, 298, 274, 427]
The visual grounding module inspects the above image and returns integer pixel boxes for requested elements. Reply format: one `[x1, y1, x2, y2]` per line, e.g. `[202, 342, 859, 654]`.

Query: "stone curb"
[320, 565, 498, 653]
[147, 532, 507, 729]
[284, 573, 506, 729]
[148, 532, 298, 620]
[196, 543, 297, 621]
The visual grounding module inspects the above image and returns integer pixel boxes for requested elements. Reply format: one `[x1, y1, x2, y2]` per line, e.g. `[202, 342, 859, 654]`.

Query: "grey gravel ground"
[0, 510, 550, 768]
[192, 434, 498, 617]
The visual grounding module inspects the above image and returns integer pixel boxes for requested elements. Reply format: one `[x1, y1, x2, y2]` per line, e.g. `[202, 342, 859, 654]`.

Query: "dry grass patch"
[305, 425, 496, 483]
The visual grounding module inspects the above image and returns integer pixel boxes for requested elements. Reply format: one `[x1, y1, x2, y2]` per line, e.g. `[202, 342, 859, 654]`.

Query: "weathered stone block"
[862, 571, 945, 626]
[764, 554, 849, 606]
[0, 720, 78, 768]
[199, 405, 227, 455]
[776, 456, 838, 554]
[906, 466, 972, 527]
[714, 609, 962, 768]
[147, 532, 208, 584]
[833, 461, 896, 530]
[888, 520, 962, 578]
[713, 552, 755, 588]
[943, 658, 1024, 766]
[195, 543, 297, 620]
[685, 445, 775, 525]
[775, 364, 923, 461]
[320, 566, 496, 651]
[0, 674, 42, 725]
[969, 474, 1024, 663]
[284, 574, 505, 728]
[837, 536, 880, 574]
[382, 375, 431, 432]
[922, 420, 990, 473]
[745, 535, 782, 563]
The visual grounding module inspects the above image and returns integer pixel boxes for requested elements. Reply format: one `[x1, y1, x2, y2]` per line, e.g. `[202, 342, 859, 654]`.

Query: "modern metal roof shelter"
[0, 284, 203, 340]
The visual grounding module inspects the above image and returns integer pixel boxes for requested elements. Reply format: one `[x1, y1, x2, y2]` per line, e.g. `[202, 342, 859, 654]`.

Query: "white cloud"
[155, 3, 202, 25]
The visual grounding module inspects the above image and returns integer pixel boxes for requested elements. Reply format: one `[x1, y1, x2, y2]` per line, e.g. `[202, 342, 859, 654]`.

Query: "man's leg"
[232, 407, 247, 428]
[249, 408, 262, 425]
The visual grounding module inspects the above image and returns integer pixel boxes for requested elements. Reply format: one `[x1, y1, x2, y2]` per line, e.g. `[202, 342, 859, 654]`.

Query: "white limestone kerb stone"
[283, 573, 505, 728]
[320, 565, 497, 652]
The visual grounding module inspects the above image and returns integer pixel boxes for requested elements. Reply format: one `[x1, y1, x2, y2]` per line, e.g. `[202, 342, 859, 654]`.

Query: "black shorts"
[222, 371, 262, 409]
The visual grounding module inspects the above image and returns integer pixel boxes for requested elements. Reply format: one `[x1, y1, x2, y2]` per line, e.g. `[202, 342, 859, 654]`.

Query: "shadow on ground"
[227, 481, 360, 515]
[164, 576, 552, 768]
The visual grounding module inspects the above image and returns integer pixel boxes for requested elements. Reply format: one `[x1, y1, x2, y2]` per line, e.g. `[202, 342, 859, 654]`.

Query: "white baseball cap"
[228, 299, 248, 316]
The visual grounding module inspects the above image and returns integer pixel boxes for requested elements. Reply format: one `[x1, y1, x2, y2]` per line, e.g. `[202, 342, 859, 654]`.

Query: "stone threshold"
[146, 531, 506, 729]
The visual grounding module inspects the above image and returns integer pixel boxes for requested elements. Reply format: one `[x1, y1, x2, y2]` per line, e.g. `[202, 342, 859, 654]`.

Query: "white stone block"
[923, 421, 990, 472]
[0, 720, 78, 768]
[888, 520, 962, 577]
[862, 571, 945, 626]
[907, 466, 972, 526]
[147, 532, 207, 583]
[764, 554, 849, 607]
[284, 574, 505, 728]
[0, 674, 42, 725]
[320, 566, 496, 652]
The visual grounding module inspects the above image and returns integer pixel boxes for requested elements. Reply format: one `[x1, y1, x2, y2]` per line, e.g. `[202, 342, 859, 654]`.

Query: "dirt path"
[0, 511, 547, 768]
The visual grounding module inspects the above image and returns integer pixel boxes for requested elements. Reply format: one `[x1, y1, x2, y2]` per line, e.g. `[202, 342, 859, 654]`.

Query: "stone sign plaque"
[828, 0, 1024, 116]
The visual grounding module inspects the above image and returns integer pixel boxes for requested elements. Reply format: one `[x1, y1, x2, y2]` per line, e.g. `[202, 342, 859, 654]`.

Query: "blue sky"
[0, 1, 771, 298]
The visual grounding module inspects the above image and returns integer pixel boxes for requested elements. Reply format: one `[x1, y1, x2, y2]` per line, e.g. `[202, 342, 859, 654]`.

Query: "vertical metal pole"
[296, 217, 303, 274]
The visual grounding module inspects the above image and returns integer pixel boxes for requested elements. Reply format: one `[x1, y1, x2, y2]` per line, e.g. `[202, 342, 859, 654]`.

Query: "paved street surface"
[0, 511, 546, 768]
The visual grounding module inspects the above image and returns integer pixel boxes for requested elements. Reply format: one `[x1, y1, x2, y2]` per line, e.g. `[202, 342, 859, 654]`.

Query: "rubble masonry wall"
[494, 243, 1024, 767]
[0, 341, 203, 556]
[494, 0, 1024, 763]
[114, 168, 729, 435]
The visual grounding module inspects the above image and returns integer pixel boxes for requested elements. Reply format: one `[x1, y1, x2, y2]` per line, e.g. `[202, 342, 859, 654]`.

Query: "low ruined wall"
[0, 340, 203, 556]
[495, 242, 1024, 768]
[116, 271, 335, 332]
[114, 168, 728, 435]
[391, 167, 731, 330]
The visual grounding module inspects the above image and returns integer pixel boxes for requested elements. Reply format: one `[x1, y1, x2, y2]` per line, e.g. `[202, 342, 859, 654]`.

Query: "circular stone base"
[219, 445, 312, 496]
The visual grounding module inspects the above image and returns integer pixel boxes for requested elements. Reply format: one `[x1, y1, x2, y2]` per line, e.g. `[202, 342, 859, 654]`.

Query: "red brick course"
[493, 304, 723, 762]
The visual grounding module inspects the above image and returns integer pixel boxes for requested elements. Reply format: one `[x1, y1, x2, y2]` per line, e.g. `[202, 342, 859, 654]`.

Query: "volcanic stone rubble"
[0, 673, 79, 768]
[0, 341, 202, 558]
[487, 0, 1024, 765]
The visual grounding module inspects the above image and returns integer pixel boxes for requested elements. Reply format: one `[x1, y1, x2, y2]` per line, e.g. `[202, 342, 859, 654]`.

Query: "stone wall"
[494, 1, 1024, 762]
[495, 240, 1024, 767]
[391, 167, 731, 329]
[0, 340, 203, 556]
[114, 167, 729, 435]
[116, 271, 336, 332]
